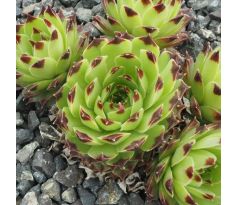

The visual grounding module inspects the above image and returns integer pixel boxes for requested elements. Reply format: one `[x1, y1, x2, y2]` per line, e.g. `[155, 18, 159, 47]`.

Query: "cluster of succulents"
[16, 3, 221, 205]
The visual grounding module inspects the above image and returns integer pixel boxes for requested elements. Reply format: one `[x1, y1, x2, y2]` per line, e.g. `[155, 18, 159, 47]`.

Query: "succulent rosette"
[16, 7, 88, 102]
[185, 45, 221, 122]
[55, 34, 186, 179]
[93, 0, 191, 48]
[146, 119, 221, 205]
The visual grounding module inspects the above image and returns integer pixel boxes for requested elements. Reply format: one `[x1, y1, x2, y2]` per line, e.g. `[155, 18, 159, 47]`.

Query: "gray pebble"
[39, 122, 60, 141]
[17, 141, 39, 164]
[21, 170, 34, 181]
[16, 129, 34, 145]
[76, 8, 92, 23]
[16, 0, 22, 8]
[16, 190, 20, 198]
[41, 0, 54, 7]
[62, 7, 75, 17]
[197, 15, 210, 29]
[118, 195, 130, 205]
[59, 0, 79, 7]
[83, 22, 101, 38]
[41, 179, 61, 202]
[28, 111, 40, 130]
[62, 188, 77, 203]
[96, 180, 123, 204]
[16, 112, 24, 126]
[17, 180, 34, 196]
[128, 193, 144, 205]
[54, 165, 84, 187]
[72, 200, 83, 205]
[187, 0, 209, 10]
[83, 177, 102, 195]
[29, 184, 41, 196]
[92, 3, 104, 16]
[33, 4, 42, 16]
[34, 130, 51, 148]
[54, 155, 67, 171]
[207, 0, 220, 12]
[32, 149, 56, 178]
[74, 1, 83, 10]
[38, 194, 53, 205]
[22, 0, 37, 8]
[33, 171, 47, 184]
[16, 7, 22, 18]
[17, 144, 22, 152]
[16, 163, 32, 182]
[211, 40, 221, 47]
[208, 20, 221, 35]
[53, 0, 64, 10]
[145, 200, 161, 205]
[20, 191, 39, 205]
[81, 0, 100, 9]
[197, 28, 216, 41]
[189, 33, 205, 57]
[210, 8, 221, 21]
[77, 185, 96, 205]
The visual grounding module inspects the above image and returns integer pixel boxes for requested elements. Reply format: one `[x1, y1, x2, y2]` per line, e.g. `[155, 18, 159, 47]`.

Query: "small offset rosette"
[184, 45, 221, 122]
[146, 119, 221, 205]
[93, 0, 191, 48]
[16, 6, 88, 102]
[55, 34, 186, 179]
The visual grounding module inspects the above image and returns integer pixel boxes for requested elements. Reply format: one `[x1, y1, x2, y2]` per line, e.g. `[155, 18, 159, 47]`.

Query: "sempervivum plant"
[93, 0, 191, 48]
[146, 119, 221, 205]
[55, 34, 187, 179]
[16, 6, 88, 103]
[184, 45, 221, 122]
